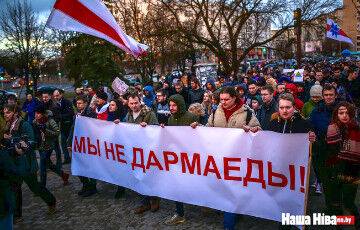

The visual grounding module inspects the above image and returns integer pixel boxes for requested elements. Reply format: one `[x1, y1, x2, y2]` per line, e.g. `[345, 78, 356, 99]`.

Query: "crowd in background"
[0, 58, 359, 230]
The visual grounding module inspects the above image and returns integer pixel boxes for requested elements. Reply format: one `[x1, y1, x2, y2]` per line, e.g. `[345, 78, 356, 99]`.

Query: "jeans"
[39, 149, 62, 187]
[61, 128, 71, 161]
[223, 212, 237, 230]
[14, 173, 56, 218]
[0, 213, 13, 230]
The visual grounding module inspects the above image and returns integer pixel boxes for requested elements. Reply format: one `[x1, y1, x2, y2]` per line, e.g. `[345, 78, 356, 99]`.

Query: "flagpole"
[339, 41, 342, 55]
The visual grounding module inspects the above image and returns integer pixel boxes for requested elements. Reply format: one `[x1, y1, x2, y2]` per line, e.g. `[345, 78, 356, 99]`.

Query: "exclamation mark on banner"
[300, 166, 305, 193]
[289, 165, 295, 190]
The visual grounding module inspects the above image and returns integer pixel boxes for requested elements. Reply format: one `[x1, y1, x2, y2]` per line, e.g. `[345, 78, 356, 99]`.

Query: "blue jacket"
[22, 99, 39, 122]
[309, 101, 336, 138]
[143, 85, 156, 108]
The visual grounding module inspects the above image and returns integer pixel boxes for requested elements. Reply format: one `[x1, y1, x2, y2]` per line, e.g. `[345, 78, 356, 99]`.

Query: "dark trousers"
[60, 128, 71, 161]
[14, 173, 56, 217]
[39, 149, 63, 187]
[175, 202, 184, 217]
[140, 195, 159, 206]
[223, 212, 237, 230]
[79, 176, 96, 190]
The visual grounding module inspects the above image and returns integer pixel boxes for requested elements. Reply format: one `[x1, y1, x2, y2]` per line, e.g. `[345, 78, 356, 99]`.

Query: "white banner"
[71, 116, 310, 223]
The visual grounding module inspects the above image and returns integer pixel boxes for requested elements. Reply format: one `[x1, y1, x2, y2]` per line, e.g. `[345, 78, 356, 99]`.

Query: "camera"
[8, 135, 30, 153]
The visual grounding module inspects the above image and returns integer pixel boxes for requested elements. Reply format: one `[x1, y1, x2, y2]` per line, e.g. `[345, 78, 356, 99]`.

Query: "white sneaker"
[315, 183, 322, 194]
[164, 213, 185, 225]
[311, 178, 318, 188]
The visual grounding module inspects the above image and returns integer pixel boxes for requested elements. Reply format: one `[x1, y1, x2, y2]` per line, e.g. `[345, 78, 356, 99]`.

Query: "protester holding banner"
[154, 90, 171, 125]
[67, 96, 98, 197]
[164, 94, 198, 225]
[267, 93, 315, 136]
[123, 92, 160, 214]
[191, 86, 261, 230]
[95, 91, 110, 121]
[326, 102, 360, 225]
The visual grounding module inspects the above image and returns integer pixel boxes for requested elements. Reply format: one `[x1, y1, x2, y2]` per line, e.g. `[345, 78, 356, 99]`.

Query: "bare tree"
[157, 0, 341, 75]
[0, 0, 46, 92]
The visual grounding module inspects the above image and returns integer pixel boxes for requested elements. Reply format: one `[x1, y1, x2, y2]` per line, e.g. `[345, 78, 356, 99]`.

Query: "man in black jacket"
[67, 96, 97, 197]
[267, 93, 316, 137]
[188, 78, 204, 104]
[53, 90, 74, 164]
[258, 85, 278, 130]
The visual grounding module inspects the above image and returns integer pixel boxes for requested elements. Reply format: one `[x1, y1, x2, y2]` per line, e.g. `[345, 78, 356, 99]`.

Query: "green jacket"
[0, 148, 26, 218]
[168, 94, 198, 126]
[33, 113, 60, 151]
[4, 117, 38, 175]
[125, 105, 159, 125]
[301, 100, 317, 118]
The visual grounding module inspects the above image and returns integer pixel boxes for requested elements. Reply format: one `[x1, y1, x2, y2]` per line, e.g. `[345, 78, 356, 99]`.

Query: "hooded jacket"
[143, 85, 156, 108]
[168, 94, 198, 126]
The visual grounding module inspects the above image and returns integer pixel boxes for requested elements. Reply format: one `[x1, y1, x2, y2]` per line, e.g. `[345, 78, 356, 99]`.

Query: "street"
[13, 161, 359, 230]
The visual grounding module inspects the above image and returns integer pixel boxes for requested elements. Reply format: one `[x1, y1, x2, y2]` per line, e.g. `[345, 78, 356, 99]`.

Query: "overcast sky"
[0, 0, 55, 22]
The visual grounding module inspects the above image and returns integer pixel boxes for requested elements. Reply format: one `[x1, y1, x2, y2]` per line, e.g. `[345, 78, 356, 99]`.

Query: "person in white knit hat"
[302, 81, 323, 118]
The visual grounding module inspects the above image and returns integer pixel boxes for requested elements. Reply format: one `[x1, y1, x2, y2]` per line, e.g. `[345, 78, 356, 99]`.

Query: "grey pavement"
[13, 162, 359, 230]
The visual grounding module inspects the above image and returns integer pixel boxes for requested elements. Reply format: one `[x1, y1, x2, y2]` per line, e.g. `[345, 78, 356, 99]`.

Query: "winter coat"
[33, 111, 60, 151]
[125, 106, 158, 125]
[188, 88, 205, 104]
[3, 117, 37, 175]
[168, 94, 198, 126]
[53, 98, 74, 130]
[0, 148, 26, 218]
[155, 102, 171, 125]
[22, 98, 39, 122]
[207, 104, 260, 129]
[267, 112, 312, 133]
[257, 99, 278, 130]
[309, 101, 337, 139]
[301, 99, 317, 119]
[143, 85, 156, 108]
[67, 107, 97, 148]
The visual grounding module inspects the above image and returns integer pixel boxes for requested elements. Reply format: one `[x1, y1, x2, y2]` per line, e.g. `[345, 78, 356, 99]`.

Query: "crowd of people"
[0, 58, 359, 230]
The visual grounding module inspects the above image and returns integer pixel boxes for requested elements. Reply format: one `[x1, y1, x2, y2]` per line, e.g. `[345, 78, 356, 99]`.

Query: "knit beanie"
[310, 81, 323, 97]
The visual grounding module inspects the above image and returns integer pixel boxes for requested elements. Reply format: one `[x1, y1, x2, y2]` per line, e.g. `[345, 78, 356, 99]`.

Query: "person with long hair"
[326, 102, 360, 226]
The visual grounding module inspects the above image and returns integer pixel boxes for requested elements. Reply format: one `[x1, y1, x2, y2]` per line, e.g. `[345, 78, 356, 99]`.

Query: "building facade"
[341, 0, 360, 51]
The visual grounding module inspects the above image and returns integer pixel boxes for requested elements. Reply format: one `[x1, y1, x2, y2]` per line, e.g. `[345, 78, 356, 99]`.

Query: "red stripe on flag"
[338, 29, 348, 37]
[54, 0, 126, 47]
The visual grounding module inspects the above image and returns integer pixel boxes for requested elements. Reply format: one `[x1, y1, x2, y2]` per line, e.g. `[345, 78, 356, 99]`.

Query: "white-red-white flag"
[46, 0, 148, 58]
[326, 19, 354, 45]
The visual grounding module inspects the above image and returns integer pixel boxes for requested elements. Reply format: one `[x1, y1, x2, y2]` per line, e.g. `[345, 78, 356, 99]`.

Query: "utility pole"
[294, 8, 302, 67]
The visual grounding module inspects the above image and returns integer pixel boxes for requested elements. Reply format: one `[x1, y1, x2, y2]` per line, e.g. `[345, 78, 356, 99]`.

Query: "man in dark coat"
[67, 96, 98, 197]
[188, 78, 204, 104]
[53, 89, 74, 164]
[258, 85, 278, 130]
